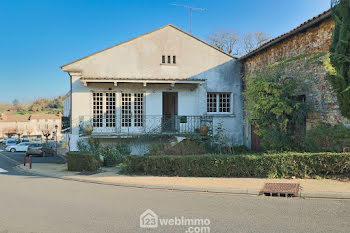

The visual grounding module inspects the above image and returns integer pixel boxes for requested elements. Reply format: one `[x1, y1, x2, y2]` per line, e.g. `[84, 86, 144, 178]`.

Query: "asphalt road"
[0, 145, 64, 164]
[0, 151, 349, 233]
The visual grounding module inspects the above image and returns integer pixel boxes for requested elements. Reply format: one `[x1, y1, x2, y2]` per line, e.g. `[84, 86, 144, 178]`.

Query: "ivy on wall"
[243, 65, 310, 151]
[328, 0, 350, 120]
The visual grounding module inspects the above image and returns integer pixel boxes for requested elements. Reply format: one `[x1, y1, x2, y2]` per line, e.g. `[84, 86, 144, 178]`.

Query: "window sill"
[205, 113, 235, 118]
[160, 63, 177, 66]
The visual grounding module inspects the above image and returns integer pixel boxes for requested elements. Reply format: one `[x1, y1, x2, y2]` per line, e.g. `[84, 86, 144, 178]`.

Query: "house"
[0, 113, 62, 140]
[240, 9, 349, 150]
[61, 24, 244, 153]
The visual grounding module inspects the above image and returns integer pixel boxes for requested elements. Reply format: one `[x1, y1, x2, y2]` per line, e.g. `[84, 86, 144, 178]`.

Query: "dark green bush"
[149, 138, 207, 156]
[121, 152, 350, 178]
[67, 152, 101, 172]
[303, 122, 350, 152]
[100, 143, 131, 167]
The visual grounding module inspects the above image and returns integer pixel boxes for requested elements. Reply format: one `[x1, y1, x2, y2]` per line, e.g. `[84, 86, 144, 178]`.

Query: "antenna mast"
[171, 4, 208, 33]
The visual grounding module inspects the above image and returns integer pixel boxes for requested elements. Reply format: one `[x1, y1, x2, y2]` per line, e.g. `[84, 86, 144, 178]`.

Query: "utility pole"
[171, 4, 208, 34]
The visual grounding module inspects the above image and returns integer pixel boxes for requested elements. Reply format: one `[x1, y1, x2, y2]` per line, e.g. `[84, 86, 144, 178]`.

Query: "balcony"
[74, 115, 213, 138]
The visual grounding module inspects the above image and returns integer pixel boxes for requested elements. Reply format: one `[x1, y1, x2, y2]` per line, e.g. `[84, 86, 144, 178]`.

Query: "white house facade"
[61, 24, 244, 153]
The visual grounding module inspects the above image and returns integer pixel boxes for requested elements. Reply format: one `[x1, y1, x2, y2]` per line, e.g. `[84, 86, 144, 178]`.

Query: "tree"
[208, 29, 240, 55]
[208, 30, 269, 56]
[3, 127, 15, 138]
[241, 31, 270, 54]
[14, 127, 24, 140]
[26, 127, 33, 136]
[41, 128, 51, 143]
[243, 66, 309, 151]
[30, 104, 43, 112]
[328, 0, 350, 120]
[12, 99, 19, 106]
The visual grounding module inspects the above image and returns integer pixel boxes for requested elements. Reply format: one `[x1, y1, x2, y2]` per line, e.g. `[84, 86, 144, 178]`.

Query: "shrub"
[303, 122, 350, 152]
[77, 138, 100, 155]
[67, 152, 101, 172]
[149, 138, 207, 156]
[100, 143, 131, 167]
[243, 66, 310, 151]
[121, 152, 350, 178]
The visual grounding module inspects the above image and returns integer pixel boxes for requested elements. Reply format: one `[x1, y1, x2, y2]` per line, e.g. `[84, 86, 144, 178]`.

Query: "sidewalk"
[17, 163, 350, 199]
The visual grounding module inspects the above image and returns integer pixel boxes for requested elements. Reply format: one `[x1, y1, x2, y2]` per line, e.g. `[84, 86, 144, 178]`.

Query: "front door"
[162, 92, 178, 132]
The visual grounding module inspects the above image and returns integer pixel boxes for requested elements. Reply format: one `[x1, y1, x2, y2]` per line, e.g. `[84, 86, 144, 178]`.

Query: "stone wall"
[242, 17, 349, 128]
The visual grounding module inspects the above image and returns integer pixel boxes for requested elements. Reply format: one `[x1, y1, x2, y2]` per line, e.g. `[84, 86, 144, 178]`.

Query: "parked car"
[5, 139, 17, 146]
[0, 138, 8, 144]
[5, 142, 31, 152]
[26, 143, 55, 157]
[20, 138, 30, 143]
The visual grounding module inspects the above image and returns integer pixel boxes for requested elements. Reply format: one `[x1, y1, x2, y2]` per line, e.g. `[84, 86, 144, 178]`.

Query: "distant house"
[61, 24, 244, 153]
[0, 113, 62, 140]
[240, 9, 349, 150]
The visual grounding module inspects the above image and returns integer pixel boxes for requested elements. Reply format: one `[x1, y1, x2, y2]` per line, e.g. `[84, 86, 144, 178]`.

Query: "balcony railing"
[73, 115, 213, 137]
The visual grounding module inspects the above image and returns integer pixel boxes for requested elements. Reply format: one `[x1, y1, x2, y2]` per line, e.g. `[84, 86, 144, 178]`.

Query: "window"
[121, 93, 132, 127]
[134, 93, 144, 127]
[207, 93, 217, 112]
[105, 93, 116, 127]
[121, 93, 144, 127]
[93, 92, 116, 128]
[161, 55, 176, 64]
[219, 93, 231, 113]
[207, 93, 231, 113]
[93, 92, 103, 127]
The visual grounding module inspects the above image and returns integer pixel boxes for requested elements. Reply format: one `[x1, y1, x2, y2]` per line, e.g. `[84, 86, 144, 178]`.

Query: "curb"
[14, 164, 260, 196]
[13, 165, 350, 200]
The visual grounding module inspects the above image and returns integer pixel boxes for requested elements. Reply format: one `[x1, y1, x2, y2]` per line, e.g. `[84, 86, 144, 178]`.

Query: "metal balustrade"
[71, 115, 213, 137]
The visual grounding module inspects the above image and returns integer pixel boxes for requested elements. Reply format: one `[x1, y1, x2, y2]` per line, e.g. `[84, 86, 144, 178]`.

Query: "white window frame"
[92, 92, 116, 130]
[121, 92, 144, 128]
[206, 92, 232, 114]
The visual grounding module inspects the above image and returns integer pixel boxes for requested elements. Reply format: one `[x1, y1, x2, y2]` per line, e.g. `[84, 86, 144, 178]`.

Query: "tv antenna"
[171, 4, 208, 33]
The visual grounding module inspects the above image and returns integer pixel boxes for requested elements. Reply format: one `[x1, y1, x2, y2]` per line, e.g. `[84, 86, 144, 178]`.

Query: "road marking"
[0, 168, 8, 173]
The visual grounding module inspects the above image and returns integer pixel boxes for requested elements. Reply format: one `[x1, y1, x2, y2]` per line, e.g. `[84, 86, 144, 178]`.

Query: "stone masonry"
[241, 11, 349, 129]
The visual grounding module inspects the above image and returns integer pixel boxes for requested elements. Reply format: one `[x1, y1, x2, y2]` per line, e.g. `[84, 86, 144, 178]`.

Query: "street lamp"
[55, 125, 58, 156]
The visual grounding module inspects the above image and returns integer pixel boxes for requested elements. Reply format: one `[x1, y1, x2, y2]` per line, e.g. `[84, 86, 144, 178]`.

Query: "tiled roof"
[239, 9, 332, 60]
[0, 113, 60, 122]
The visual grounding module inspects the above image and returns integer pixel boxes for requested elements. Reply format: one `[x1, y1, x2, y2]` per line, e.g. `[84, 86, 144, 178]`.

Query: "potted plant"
[199, 125, 209, 136]
[84, 125, 93, 135]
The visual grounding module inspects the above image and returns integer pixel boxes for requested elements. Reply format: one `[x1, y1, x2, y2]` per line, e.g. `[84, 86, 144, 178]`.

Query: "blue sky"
[0, 0, 331, 103]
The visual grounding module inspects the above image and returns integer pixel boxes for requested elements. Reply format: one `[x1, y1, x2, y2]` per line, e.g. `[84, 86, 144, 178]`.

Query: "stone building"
[240, 9, 349, 150]
[0, 113, 62, 140]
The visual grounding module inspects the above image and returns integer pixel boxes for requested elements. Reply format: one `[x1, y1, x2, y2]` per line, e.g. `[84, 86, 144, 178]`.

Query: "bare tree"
[208, 29, 240, 55]
[208, 30, 270, 56]
[14, 127, 24, 140]
[241, 31, 270, 54]
[41, 129, 51, 143]
[26, 127, 33, 136]
[4, 127, 15, 138]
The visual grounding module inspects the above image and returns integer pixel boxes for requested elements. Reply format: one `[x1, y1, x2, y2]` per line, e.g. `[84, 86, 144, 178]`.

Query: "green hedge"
[67, 152, 101, 172]
[121, 153, 350, 178]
